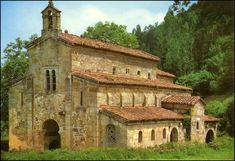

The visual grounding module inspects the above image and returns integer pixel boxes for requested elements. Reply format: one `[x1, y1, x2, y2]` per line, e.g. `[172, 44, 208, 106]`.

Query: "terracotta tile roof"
[203, 115, 220, 122]
[72, 70, 192, 91]
[100, 105, 184, 123]
[156, 69, 176, 78]
[58, 33, 160, 62]
[162, 95, 206, 105]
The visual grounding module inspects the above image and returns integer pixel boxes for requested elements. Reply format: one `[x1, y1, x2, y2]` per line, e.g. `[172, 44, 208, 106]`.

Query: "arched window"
[106, 124, 116, 143]
[46, 70, 50, 91]
[138, 131, 143, 143]
[112, 67, 116, 75]
[137, 70, 141, 75]
[148, 73, 151, 79]
[163, 128, 166, 139]
[196, 121, 199, 130]
[151, 129, 155, 141]
[52, 70, 56, 91]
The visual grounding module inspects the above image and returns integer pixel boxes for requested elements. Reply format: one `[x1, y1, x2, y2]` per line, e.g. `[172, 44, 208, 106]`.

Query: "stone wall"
[99, 114, 127, 147]
[126, 121, 184, 148]
[9, 80, 28, 151]
[28, 38, 72, 93]
[97, 85, 191, 108]
[161, 104, 191, 114]
[71, 46, 157, 80]
[157, 76, 174, 83]
[71, 78, 99, 149]
[190, 102, 205, 143]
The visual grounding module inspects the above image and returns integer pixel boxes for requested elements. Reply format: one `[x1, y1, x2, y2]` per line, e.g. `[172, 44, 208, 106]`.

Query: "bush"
[205, 101, 227, 117]
[205, 96, 234, 133]
[176, 70, 214, 96]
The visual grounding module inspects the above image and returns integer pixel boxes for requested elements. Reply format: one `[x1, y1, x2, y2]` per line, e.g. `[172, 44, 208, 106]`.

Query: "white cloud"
[61, 6, 165, 35]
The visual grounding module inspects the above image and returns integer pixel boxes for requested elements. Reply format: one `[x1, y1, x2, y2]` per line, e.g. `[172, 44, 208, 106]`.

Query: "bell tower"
[41, 0, 62, 36]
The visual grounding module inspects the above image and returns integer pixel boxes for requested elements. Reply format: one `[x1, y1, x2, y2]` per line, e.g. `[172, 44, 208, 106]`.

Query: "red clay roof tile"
[162, 95, 205, 105]
[72, 70, 192, 91]
[100, 105, 184, 123]
[59, 33, 160, 62]
[156, 69, 176, 78]
[203, 115, 220, 122]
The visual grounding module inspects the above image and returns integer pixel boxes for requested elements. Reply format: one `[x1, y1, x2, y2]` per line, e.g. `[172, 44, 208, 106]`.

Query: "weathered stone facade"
[8, 1, 219, 151]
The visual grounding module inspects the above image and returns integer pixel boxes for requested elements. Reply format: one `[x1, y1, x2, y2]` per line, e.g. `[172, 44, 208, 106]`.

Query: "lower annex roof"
[100, 105, 185, 123]
[72, 70, 192, 91]
[162, 95, 206, 106]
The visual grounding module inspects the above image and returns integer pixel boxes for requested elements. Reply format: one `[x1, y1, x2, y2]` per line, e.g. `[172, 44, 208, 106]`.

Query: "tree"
[0, 34, 38, 133]
[82, 21, 139, 49]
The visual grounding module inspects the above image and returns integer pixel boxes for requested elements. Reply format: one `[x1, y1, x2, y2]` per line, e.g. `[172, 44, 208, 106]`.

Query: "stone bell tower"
[41, 0, 62, 36]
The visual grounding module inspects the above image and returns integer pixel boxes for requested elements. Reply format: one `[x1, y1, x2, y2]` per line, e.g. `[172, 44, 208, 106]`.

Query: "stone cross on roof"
[48, 0, 54, 6]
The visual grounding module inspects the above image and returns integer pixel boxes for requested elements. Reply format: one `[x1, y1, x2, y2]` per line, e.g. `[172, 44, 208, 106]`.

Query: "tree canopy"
[82, 21, 139, 49]
[133, 1, 234, 96]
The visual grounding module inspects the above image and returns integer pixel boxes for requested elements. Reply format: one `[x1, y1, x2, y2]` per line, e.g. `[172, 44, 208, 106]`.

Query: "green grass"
[1, 135, 234, 160]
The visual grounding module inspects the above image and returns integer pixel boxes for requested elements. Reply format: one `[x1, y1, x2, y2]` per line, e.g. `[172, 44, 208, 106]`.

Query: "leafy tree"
[134, 1, 234, 96]
[176, 70, 214, 96]
[0, 34, 38, 131]
[83, 21, 139, 48]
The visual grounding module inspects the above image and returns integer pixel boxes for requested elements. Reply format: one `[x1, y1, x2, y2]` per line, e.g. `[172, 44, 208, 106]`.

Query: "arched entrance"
[205, 129, 214, 143]
[170, 127, 178, 142]
[42, 119, 61, 150]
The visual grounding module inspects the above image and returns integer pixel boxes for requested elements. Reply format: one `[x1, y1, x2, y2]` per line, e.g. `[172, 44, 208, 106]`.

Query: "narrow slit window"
[80, 91, 83, 106]
[196, 122, 199, 130]
[112, 67, 116, 75]
[148, 73, 151, 79]
[52, 70, 56, 91]
[120, 94, 122, 107]
[126, 68, 129, 74]
[132, 94, 135, 107]
[151, 129, 155, 141]
[21, 92, 23, 106]
[46, 70, 50, 91]
[138, 131, 143, 143]
[143, 95, 147, 106]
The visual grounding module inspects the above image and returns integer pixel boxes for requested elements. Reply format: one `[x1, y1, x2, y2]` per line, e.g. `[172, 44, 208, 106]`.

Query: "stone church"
[9, 1, 219, 151]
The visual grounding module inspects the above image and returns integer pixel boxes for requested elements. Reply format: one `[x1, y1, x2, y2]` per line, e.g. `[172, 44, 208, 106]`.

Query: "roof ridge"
[72, 69, 192, 91]
[59, 33, 160, 61]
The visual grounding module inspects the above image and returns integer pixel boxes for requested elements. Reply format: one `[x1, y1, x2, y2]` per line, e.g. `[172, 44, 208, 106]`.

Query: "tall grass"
[1, 135, 234, 160]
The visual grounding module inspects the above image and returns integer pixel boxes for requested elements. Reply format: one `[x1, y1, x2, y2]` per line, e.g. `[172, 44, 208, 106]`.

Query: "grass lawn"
[1, 135, 234, 160]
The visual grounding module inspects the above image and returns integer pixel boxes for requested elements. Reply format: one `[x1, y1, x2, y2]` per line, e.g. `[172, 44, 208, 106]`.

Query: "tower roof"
[41, 0, 61, 13]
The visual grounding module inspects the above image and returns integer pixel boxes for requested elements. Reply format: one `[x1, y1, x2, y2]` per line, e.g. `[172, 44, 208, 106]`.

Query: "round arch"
[205, 129, 215, 143]
[170, 127, 178, 142]
[42, 119, 61, 150]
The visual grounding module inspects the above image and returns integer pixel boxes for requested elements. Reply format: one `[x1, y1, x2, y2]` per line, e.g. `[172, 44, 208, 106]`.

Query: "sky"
[1, 1, 174, 59]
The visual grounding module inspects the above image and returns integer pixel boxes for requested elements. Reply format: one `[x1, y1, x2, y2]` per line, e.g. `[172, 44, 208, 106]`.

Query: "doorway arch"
[42, 119, 61, 150]
[205, 129, 215, 143]
[170, 127, 178, 142]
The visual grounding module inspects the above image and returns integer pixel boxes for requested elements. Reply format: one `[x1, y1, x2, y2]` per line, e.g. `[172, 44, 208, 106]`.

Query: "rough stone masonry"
[8, 1, 219, 151]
